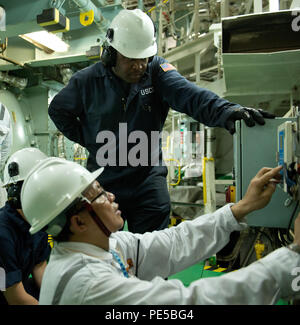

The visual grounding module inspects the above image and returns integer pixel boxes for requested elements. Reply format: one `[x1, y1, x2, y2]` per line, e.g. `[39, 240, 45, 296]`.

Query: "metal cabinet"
[234, 118, 299, 228]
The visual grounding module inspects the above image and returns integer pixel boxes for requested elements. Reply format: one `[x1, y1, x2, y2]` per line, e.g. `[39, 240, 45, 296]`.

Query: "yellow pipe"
[162, 135, 170, 151]
[148, 0, 169, 13]
[165, 158, 181, 186]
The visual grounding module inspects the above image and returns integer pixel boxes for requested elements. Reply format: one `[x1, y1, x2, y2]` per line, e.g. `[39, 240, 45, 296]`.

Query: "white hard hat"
[21, 157, 104, 235]
[2, 147, 47, 187]
[108, 9, 157, 59]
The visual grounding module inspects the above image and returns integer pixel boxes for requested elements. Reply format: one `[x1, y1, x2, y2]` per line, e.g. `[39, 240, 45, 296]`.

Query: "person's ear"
[70, 214, 88, 233]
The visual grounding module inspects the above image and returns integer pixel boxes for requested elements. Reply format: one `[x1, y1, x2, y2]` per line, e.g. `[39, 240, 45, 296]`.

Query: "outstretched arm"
[117, 166, 282, 280]
[152, 57, 275, 133]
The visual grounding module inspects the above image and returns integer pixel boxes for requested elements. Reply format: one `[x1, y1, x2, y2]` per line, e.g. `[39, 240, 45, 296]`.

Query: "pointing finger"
[259, 166, 283, 184]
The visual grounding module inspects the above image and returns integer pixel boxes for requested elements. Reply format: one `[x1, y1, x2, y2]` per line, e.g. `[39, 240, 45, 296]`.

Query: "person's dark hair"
[52, 198, 86, 242]
[53, 214, 73, 242]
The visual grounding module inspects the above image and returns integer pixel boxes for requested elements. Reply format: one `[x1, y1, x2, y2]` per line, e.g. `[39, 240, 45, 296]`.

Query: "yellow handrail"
[148, 0, 170, 13]
[165, 158, 181, 186]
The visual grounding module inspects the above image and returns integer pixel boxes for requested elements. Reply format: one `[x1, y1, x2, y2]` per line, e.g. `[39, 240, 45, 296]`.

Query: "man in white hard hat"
[48, 9, 275, 235]
[0, 148, 51, 305]
[21, 158, 300, 305]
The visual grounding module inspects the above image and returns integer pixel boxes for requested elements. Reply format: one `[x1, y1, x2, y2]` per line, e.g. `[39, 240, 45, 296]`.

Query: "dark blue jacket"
[0, 202, 51, 304]
[49, 56, 241, 186]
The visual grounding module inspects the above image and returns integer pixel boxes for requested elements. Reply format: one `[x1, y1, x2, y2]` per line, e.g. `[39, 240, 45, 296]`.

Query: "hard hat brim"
[91, 166, 104, 181]
[29, 166, 104, 235]
[111, 42, 157, 60]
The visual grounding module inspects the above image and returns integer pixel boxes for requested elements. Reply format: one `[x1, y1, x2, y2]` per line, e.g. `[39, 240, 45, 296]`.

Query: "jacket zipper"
[122, 97, 126, 112]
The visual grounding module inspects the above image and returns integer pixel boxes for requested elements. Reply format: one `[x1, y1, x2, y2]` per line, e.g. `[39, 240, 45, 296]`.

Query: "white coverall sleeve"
[184, 247, 300, 304]
[85, 205, 300, 305]
[83, 246, 300, 305]
[82, 247, 300, 305]
[115, 204, 246, 280]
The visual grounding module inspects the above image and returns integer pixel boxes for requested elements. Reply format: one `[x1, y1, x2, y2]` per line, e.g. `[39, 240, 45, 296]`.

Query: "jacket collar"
[5, 202, 30, 234]
[94, 61, 150, 81]
[55, 238, 118, 260]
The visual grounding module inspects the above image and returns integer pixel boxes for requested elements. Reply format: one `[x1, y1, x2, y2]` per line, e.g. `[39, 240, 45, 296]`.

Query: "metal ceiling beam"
[163, 32, 213, 63]
[0, 51, 89, 71]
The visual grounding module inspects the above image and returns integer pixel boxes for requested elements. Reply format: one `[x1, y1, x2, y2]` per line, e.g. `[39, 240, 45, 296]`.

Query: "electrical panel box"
[278, 121, 295, 167]
[277, 121, 298, 195]
[234, 118, 300, 228]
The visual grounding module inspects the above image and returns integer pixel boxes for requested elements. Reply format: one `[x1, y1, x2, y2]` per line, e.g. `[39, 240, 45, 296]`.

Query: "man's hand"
[231, 166, 282, 221]
[225, 107, 276, 135]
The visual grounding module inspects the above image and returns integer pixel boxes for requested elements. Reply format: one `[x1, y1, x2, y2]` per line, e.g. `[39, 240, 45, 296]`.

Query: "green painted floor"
[169, 261, 218, 285]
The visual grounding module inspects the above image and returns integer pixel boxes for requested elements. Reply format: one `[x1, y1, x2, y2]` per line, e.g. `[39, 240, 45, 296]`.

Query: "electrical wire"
[286, 200, 299, 242]
[278, 229, 290, 246]
[135, 238, 140, 277]
[269, 228, 284, 249]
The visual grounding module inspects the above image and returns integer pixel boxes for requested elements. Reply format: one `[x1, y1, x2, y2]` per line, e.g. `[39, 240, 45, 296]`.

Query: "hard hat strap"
[83, 202, 111, 237]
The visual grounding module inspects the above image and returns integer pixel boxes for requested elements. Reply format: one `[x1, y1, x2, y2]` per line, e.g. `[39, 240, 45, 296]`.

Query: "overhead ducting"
[71, 0, 109, 32]
[0, 72, 28, 90]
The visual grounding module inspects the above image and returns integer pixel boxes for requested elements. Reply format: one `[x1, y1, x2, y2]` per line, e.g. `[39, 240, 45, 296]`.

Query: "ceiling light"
[19, 31, 69, 53]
